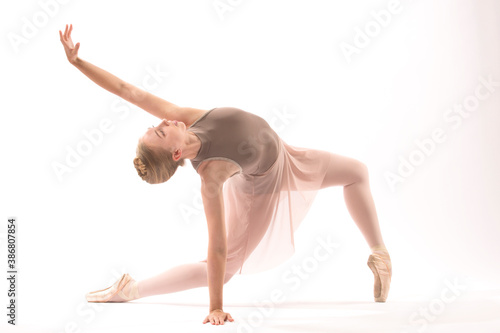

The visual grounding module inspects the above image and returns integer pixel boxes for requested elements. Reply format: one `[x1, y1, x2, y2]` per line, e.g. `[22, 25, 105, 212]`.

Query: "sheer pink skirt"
[200, 137, 334, 275]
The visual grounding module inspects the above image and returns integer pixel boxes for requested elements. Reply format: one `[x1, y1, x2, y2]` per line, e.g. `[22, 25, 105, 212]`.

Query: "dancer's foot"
[86, 273, 140, 303]
[367, 245, 392, 302]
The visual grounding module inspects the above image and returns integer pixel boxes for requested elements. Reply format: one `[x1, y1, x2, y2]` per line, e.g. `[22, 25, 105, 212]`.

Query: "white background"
[1, 0, 499, 331]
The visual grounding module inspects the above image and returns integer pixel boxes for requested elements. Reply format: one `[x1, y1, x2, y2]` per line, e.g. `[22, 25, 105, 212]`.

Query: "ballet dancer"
[59, 24, 392, 326]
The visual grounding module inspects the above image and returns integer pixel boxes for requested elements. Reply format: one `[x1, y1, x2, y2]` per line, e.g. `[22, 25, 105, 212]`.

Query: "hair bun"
[133, 156, 148, 180]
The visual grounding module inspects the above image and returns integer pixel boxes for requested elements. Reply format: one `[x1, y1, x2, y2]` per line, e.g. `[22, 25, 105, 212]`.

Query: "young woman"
[59, 24, 392, 326]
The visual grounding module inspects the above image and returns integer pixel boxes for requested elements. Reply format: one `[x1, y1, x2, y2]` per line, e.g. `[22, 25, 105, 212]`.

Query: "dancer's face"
[141, 118, 186, 160]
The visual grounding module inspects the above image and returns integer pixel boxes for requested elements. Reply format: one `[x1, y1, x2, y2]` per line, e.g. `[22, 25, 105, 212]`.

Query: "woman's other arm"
[59, 24, 205, 123]
[59, 25, 136, 101]
[72, 57, 179, 119]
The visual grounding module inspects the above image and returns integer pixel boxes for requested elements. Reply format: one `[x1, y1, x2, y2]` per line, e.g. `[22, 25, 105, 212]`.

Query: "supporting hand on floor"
[203, 309, 234, 325]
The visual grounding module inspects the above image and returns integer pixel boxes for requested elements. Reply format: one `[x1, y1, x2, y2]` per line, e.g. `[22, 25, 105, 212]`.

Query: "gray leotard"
[188, 107, 280, 176]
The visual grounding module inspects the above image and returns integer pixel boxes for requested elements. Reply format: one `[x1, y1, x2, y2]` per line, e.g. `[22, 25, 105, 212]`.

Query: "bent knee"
[321, 154, 370, 188]
[350, 160, 370, 184]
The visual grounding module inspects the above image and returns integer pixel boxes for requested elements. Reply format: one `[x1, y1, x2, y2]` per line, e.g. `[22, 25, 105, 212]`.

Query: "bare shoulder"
[197, 159, 241, 185]
[178, 107, 212, 128]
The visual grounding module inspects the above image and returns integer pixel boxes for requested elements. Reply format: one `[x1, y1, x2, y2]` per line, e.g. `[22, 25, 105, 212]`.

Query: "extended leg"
[136, 261, 236, 299]
[137, 262, 209, 298]
[100, 261, 236, 302]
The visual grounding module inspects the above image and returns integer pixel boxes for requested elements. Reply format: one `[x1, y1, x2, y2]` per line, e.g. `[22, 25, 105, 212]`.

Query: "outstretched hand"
[203, 309, 234, 325]
[59, 24, 80, 64]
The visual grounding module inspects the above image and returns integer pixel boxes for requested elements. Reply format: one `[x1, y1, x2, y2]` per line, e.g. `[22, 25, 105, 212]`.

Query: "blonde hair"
[133, 139, 185, 184]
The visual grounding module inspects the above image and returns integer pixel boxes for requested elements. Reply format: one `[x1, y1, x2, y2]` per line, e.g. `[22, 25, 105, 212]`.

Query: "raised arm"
[59, 24, 207, 124]
[72, 56, 178, 119]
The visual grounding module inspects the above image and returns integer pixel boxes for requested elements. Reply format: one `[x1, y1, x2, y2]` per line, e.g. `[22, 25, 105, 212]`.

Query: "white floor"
[3, 280, 500, 333]
[2, 219, 500, 332]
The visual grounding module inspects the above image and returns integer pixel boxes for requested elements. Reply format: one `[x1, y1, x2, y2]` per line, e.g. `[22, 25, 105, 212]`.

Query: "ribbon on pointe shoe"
[370, 245, 392, 270]
[86, 273, 132, 303]
[368, 245, 392, 302]
[117, 279, 140, 301]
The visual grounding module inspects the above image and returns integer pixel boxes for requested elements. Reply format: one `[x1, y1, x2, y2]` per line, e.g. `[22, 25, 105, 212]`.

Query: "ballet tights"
[320, 152, 386, 249]
[121, 262, 235, 300]
[136, 262, 207, 299]
[128, 153, 387, 301]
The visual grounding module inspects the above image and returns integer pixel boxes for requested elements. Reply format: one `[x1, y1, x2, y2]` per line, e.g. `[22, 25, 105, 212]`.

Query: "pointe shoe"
[367, 249, 392, 302]
[86, 273, 140, 303]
